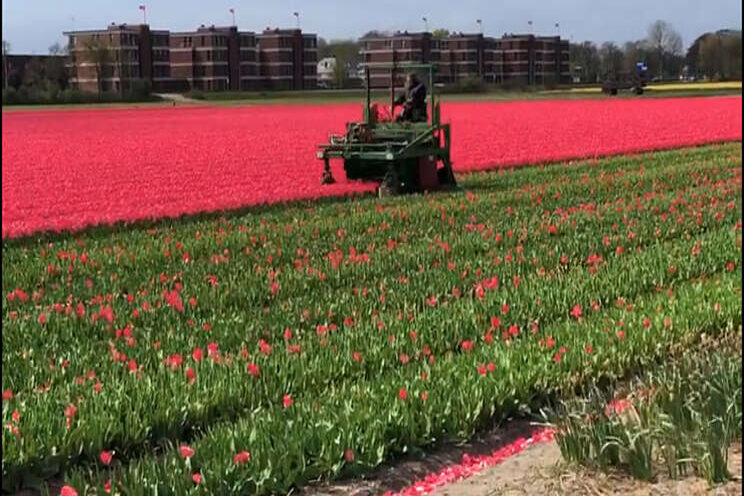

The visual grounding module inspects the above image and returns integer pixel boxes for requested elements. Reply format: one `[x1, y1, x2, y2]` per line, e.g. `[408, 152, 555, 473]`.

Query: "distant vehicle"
[602, 62, 648, 95]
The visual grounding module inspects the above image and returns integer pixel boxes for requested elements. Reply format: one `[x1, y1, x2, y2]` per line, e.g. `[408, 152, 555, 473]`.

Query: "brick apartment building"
[257, 28, 318, 90]
[435, 33, 485, 83]
[360, 31, 570, 87]
[169, 25, 249, 91]
[360, 32, 432, 87]
[64, 24, 317, 93]
[64, 23, 170, 93]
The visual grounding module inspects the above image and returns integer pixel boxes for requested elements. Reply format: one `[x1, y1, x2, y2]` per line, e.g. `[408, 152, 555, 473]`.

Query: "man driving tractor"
[393, 72, 427, 122]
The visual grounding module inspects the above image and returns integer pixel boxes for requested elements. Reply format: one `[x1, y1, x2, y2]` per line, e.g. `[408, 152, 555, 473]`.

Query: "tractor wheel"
[610, 88, 618, 96]
[437, 166, 457, 188]
[343, 159, 363, 180]
[378, 166, 401, 197]
[634, 87, 644, 95]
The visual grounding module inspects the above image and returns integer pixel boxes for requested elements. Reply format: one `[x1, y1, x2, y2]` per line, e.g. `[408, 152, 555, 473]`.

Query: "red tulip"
[99, 450, 114, 465]
[233, 450, 251, 465]
[344, 449, 355, 463]
[4, 98, 738, 239]
[570, 304, 583, 319]
[60, 486, 78, 496]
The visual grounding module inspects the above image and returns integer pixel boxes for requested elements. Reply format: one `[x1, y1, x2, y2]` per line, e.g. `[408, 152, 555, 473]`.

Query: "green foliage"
[1, 144, 741, 493]
[439, 76, 487, 94]
[184, 88, 206, 100]
[698, 31, 742, 81]
[2, 86, 160, 105]
[548, 338, 742, 485]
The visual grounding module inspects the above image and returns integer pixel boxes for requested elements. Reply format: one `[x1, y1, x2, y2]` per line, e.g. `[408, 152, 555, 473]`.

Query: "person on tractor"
[393, 72, 427, 123]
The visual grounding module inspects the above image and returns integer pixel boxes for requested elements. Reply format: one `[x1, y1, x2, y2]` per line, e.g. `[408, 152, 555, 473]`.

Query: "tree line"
[319, 20, 740, 88]
[571, 21, 740, 83]
[2, 39, 154, 105]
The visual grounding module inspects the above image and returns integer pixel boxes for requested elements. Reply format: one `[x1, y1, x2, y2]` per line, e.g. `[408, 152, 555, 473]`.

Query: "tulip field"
[2, 108, 742, 496]
[2, 96, 741, 238]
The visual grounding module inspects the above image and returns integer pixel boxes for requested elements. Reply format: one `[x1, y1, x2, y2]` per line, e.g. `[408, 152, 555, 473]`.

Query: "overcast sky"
[2, 0, 741, 54]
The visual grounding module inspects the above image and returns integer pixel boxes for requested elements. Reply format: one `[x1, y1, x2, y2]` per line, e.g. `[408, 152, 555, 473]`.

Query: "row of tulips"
[2, 144, 741, 491]
[62, 271, 742, 495]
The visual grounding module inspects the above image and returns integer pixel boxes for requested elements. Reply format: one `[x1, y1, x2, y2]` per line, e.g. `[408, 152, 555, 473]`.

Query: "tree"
[698, 32, 738, 80]
[599, 42, 624, 79]
[432, 28, 450, 39]
[24, 57, 47, 89]
[569, 41, 601, 83]
[331, 58, 348, 88]
[721, 32, 742, 80]
[318, 39, 360, 63]
[48, 42, 66, 56]
[2, 40, 10, 90]
[622, 40, 653, 73]
[45, 43, 69, 91]
[646, 20, 683, 79]
[699, 35, 724, 79]
[361, 30, 391, 39]
[686, 33, 709, 77]
[84, 38, 111, 95]
[318, 39, 361, 88]
[695, 30, 741, 80]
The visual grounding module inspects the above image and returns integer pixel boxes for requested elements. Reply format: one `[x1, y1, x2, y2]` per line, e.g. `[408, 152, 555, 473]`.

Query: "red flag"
[139, 5, 146, 11]
[229, 8, 234, 13]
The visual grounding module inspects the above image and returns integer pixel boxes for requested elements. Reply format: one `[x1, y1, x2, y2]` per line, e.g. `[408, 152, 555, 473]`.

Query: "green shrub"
[185, 88, 206, 100]
[2, 83, 160, 106]
[440, 76, 487, 94]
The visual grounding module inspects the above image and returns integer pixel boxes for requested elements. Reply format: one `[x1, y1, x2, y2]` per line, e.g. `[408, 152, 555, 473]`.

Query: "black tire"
[634, 87, 644, 95]
[378, 166, 401, 197]
[437, 166, 456, 187]
[610, 88, 618, 96]
[345, 159, 387, 181]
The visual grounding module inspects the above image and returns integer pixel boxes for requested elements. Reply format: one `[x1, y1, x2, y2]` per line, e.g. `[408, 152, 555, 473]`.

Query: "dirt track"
[304, 421, 742, 496]
[434, 441, 741, 496]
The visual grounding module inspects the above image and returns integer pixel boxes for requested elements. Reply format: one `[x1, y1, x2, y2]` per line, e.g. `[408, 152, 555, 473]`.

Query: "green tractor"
[316, 63, 457, 196]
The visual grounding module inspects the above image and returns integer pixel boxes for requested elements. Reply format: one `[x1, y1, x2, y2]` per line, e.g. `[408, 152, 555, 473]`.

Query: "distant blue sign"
[636, 62, 648, 71]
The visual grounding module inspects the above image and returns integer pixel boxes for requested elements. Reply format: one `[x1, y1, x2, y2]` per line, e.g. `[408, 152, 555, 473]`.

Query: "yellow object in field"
[646, 81, 742, 91]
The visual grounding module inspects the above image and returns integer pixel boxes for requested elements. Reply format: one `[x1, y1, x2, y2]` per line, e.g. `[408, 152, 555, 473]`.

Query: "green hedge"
[2, 81, 160, 106]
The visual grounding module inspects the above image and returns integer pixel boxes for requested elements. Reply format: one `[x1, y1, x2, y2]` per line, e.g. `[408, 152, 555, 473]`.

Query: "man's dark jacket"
[395, 80, 427, 122]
